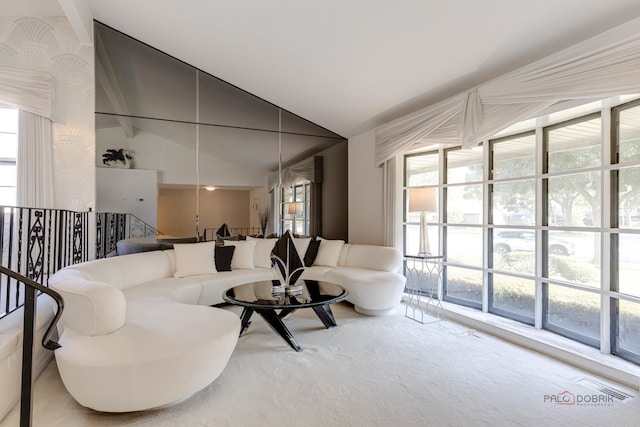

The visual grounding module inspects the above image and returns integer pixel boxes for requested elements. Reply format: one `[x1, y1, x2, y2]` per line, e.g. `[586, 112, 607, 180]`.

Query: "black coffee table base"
[239, 304, 338, 352]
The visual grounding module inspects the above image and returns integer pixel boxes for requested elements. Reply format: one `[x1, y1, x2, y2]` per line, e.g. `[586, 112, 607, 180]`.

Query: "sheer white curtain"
[382, 158, 396, 247]
[375, 15, 640, 165]
[0, 65, 55, 207]
[17, 110, 54, 208]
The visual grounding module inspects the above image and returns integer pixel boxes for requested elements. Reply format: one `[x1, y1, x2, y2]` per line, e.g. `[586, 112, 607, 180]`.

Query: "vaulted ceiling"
[5, 0, 640, 139]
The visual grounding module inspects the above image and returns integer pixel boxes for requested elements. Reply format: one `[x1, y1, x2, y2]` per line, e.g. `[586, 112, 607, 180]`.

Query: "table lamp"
[287, 202, 302, 235]
[409, 188, 437, 255]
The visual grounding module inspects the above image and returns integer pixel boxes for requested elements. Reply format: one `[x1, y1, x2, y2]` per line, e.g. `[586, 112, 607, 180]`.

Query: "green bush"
[494, 252, 596, 284]
[549, 256, 597, 283]
[494, 252, 535, 275]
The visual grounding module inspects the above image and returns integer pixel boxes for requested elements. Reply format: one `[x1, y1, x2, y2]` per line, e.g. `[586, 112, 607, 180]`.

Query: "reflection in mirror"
[94, 21, 347, 244]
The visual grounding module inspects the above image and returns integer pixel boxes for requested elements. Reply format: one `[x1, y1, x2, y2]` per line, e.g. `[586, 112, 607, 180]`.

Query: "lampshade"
[409, 188, 437, 212]
[288, 202, 302, 215]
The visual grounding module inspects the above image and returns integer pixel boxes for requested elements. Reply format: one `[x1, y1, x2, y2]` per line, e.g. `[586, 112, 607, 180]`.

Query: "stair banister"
[0, 266, 64, 427]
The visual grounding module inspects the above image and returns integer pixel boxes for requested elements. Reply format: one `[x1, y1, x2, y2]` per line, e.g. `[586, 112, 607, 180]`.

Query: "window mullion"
[535, 126, 544, 330]
[483, 140, 490, 313]
[601, 105, 613, 354]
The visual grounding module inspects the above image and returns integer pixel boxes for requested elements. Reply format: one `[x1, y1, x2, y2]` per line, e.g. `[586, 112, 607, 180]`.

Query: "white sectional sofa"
[48, 240, 404, 412]
[303, 242, 405, 315]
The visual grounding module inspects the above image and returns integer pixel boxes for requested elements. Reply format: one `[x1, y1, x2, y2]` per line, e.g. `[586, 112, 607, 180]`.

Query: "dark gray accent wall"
[94, 21, 348, 237]
[319, 141, 348, 240]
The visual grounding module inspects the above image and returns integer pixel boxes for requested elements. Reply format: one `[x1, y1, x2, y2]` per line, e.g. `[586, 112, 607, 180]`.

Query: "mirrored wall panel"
[94, 21, 347, 239]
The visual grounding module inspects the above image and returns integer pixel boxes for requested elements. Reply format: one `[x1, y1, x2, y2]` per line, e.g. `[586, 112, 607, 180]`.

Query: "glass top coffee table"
[223, 280, 348, 352]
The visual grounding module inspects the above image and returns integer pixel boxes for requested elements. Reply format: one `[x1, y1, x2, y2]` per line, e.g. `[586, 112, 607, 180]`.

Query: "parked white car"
[493, 231, 575, 256]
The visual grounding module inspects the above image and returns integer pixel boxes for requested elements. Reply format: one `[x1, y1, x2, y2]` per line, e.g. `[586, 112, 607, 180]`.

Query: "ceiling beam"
[58, 0, 93, 46]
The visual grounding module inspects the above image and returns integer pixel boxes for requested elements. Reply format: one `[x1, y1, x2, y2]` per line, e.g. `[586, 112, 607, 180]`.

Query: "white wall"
[96, 126, 267, 187]
[348, 129, 384, 245]
[157, 187, 251, 237]
[96, 168, 158, 226]
[0, 18, 95, 422]
[0, 17, 95, 211]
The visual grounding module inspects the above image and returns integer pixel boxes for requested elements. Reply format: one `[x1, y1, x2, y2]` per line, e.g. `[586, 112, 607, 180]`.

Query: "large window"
[404, 95, 640, 366]
[542, 114, 602, 346]
[489, 132, 536, 324]
[612, 99, 640, 364]
[444, 146, 483, 307]
[280, 181, 310, 236]
[0, 106, 17, 206]
[405, 153, 439, 256]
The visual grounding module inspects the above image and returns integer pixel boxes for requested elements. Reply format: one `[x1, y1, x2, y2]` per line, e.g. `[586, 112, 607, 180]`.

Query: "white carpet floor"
[2, 302, 639, 427]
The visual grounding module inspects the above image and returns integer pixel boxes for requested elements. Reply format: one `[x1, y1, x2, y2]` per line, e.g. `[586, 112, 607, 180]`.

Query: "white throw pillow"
[246, 236, 277, 268]
[225, 240, 257, 269]
[173, 241, 217, 278]
[313, 238, 345, 267]
[292, 237, 311, 262]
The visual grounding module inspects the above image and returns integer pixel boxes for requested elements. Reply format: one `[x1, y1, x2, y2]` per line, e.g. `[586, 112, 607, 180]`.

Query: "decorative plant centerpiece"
[102, 149, 133, 168]
[257, 207, 269, 237]
[270, 230, 304, 295]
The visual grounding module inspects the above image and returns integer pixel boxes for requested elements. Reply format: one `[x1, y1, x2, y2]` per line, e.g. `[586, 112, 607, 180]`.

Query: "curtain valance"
[375, 16, 640, 166]
[268, 156, 323, 190]
[0, 65, 55, 120]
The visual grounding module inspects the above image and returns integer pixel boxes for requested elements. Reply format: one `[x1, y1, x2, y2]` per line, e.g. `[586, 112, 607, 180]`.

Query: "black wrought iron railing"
[95, 212, 163, 258]
[0, 206, 89, 425]
[0, 207, 88, 320]
[0, 266, 64, 427]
